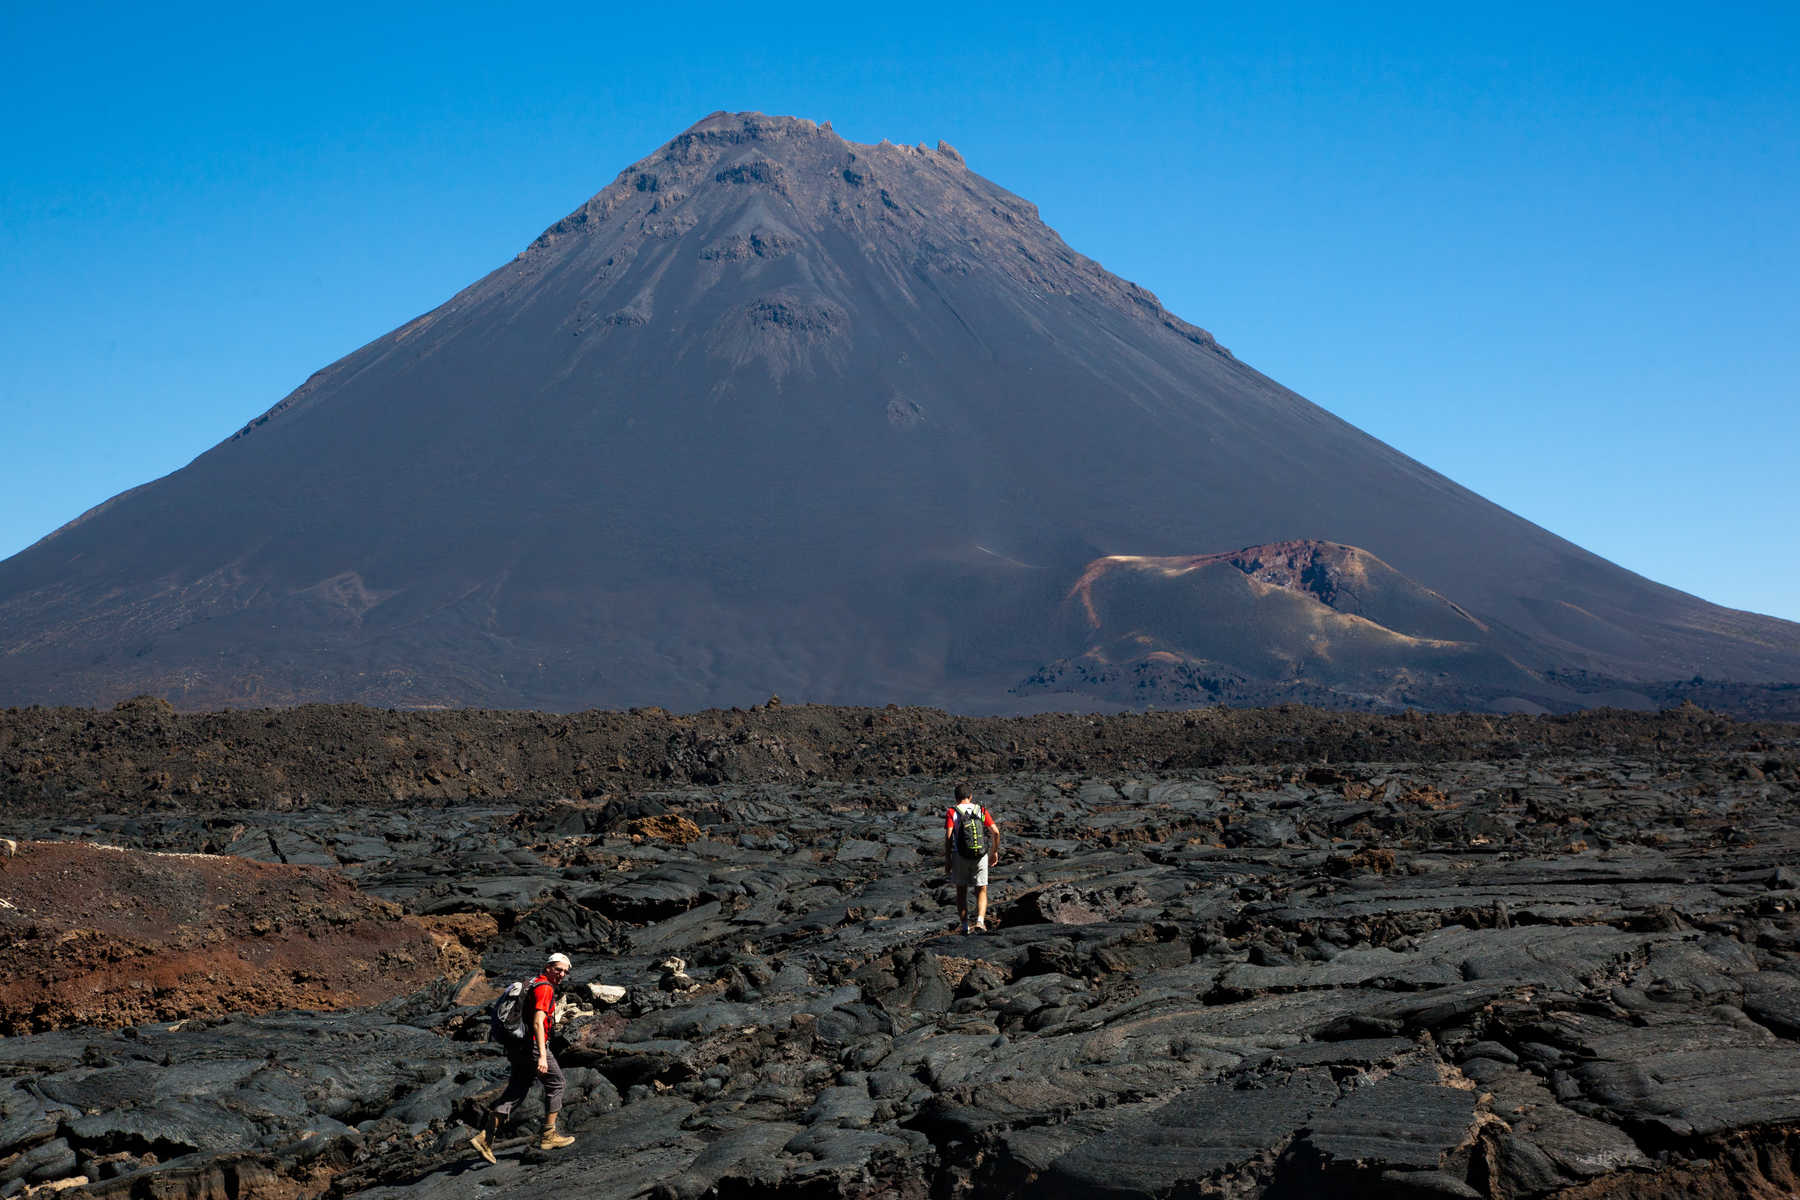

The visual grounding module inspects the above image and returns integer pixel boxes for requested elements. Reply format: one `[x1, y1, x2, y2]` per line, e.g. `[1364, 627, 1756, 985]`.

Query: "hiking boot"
[973, 921, 988, 933]
[538, 1112, 575, 1151]
[959, 919, 970, 935]
[469, 1114, 501, 1164]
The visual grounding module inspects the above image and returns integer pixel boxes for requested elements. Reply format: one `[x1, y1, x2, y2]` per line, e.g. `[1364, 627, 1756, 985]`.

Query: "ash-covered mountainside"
[2, 111, 1796, 712]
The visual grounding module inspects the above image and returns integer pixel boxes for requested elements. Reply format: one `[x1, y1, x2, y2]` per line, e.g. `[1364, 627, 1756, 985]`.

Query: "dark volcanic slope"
[2, 111, 1796, 711]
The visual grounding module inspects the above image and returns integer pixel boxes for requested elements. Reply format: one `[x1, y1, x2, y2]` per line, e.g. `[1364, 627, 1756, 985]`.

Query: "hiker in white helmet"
[470, 951, 575, 1160]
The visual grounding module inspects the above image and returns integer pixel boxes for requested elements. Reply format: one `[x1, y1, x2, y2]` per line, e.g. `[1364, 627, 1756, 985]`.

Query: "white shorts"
[950, 853, 989, 887]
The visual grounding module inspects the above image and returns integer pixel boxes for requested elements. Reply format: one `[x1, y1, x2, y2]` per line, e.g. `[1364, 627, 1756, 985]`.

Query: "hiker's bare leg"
[955, 884, 968, 923]
[976, 885, 988, 926]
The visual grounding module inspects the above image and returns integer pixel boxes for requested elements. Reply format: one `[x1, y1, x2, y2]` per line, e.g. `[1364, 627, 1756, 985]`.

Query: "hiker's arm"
[987, 813, 1001, 863]
[535, 1006, 550, 1070]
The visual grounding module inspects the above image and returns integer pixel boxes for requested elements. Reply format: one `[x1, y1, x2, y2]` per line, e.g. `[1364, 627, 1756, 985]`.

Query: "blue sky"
[3, 2, 1797, 621]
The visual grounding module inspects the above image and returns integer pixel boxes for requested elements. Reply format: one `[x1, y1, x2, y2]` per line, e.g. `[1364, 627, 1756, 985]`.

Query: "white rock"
[554, 996, 595, 1022]
[587, 983, 627, 1004]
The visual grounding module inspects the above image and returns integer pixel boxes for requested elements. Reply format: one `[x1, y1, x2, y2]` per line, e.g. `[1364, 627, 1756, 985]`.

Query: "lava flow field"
[2, 704, 1800, 1199]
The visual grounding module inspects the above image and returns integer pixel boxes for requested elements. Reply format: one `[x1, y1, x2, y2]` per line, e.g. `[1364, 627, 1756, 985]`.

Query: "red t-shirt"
[528, 975, 557, 1035]
[945, 804, 998, 845]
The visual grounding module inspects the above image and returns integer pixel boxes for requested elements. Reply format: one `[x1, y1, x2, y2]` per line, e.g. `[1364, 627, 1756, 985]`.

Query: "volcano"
[3, 111, 1797, 713]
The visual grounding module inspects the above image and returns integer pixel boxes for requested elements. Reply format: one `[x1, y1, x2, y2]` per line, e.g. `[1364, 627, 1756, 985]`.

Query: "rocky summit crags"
[2, 112, 1797, 712]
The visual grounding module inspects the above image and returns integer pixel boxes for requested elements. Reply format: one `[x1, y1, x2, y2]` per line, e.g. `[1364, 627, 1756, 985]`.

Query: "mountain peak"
[675, 111, 960, 163]
[5, 114, 1797, 713]
[680, 110, 837, 139]
[521, 112, 1223, 356]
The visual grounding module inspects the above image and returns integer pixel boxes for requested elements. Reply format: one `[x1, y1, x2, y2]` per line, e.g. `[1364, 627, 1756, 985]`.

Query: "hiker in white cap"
[470, 951, 576, 1160]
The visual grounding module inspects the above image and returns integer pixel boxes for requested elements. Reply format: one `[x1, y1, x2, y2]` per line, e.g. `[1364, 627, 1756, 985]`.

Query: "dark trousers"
[491, 1040, 564, 1119]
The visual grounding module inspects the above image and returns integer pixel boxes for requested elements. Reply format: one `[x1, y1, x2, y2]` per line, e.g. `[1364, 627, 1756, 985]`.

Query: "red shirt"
[945, 803, 998, 844]
[528, 974, 557, 1035]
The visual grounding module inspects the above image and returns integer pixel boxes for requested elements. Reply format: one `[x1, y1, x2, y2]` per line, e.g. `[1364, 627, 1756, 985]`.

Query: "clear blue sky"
[4, 2, 1797, 621]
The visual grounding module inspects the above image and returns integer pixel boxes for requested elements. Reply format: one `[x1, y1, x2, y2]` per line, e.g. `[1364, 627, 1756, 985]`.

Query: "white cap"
[547, 952, 572, 970]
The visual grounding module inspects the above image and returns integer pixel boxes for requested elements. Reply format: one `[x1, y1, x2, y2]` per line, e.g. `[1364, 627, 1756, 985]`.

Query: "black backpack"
[954, 806, 988, 861]
[487, 977, 539, 1043]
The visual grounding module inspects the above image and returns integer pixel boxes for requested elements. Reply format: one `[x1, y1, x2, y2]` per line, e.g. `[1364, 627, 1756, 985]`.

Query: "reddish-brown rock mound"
[0, 840, 461, 1033]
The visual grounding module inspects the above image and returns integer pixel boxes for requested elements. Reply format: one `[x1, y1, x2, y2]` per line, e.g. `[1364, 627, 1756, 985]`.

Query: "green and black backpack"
[954, 806, 988, 861]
